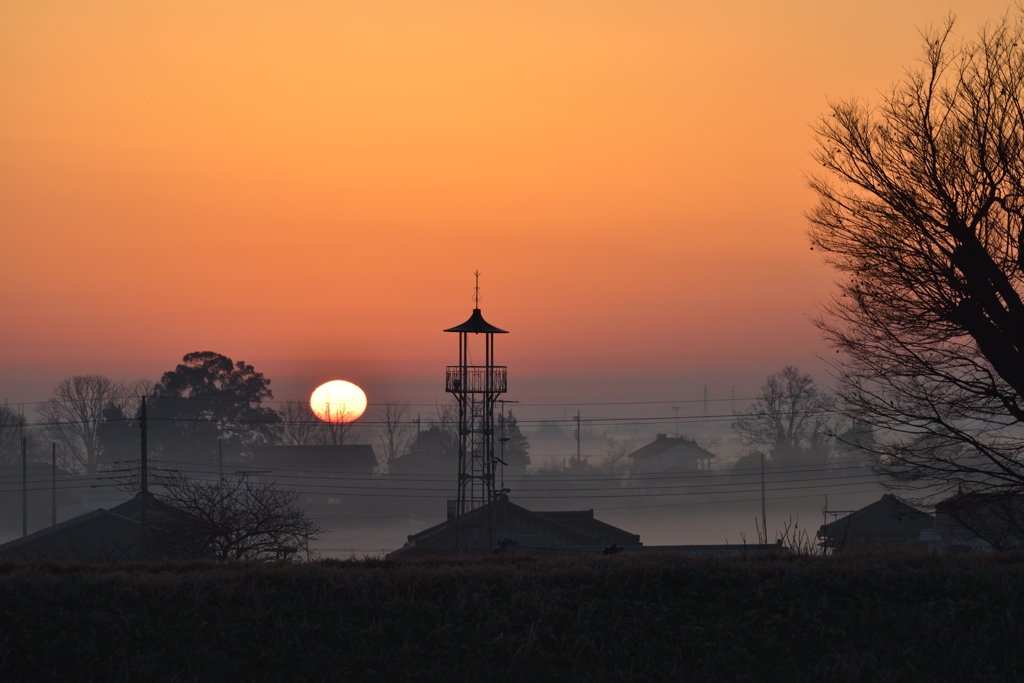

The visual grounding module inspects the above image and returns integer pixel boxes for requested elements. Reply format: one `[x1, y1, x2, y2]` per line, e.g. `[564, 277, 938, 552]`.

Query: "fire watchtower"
[444, 274, 507, 550]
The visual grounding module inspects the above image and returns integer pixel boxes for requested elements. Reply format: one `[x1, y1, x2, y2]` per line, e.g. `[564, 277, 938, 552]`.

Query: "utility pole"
[21, 414, 27, 538]
[219, 437, 224, 481]
[576, 411, 581, 466]
[497, 399, 518, 492]
[140, 397, 148, 544]
[499, 401, 506, 491]
[52, 443, 57, 527]
[703, 385, 708, 419]
[760, 451, 767, 546]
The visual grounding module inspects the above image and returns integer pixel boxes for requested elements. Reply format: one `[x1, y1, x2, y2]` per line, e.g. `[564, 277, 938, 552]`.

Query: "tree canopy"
[149, 352, 280, 466]
[498, 410, 531, 476]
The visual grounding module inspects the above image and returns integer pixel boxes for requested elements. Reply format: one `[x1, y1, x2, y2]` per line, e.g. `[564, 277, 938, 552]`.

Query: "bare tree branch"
[808, 11, 1024, 501]
[375, 399, 413, 474]
[153, 472, 322, 561]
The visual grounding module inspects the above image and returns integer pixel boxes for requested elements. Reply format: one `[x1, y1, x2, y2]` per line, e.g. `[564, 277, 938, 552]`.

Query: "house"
[0, 508, 143, 563]
[624, 434, 715, 506]
[816, 494, 933, 552]
[388, 448, 452, 477]
[388, 495, 642, 557]
[249, 444, 379, 513]
[628, 434, 715, 475]
[920, 492, 1024, 552]
[249, 444, 378, 476]
[0, 492, 194, 563]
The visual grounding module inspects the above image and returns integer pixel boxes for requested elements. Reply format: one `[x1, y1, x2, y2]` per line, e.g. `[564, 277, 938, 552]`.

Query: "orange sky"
[0, 1, 1013, 407]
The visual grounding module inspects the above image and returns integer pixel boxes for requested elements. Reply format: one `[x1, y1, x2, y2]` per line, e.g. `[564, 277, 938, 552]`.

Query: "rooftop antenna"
[671, 406, 682, 436]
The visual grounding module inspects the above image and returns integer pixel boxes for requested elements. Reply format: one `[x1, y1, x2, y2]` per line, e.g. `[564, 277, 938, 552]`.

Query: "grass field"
[2, 552, 1022, 682]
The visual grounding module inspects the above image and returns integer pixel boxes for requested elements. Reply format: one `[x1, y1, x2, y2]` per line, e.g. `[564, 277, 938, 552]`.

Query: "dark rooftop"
[444, 308, 508, 334]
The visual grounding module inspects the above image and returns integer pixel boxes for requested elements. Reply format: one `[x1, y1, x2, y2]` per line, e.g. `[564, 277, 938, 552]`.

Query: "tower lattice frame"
[444, 275, 507, 553]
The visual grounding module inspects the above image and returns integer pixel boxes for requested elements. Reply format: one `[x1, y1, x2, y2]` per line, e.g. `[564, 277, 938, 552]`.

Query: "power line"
[5, 407, 845, 430]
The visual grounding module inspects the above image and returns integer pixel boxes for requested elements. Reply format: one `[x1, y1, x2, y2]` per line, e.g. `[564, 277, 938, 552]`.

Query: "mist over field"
[0, 383, 882, 554]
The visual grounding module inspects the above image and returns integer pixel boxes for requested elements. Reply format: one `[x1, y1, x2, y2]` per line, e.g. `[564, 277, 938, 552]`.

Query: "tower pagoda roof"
[444, 308, 508, 334]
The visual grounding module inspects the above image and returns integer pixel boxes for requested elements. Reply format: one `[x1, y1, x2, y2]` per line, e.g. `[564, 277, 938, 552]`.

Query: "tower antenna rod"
[21, 412, 27, 538]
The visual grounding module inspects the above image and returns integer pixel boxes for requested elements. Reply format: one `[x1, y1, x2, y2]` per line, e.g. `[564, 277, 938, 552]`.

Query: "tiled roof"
[628, 437, 715, 461]
[817, 494, 933, 547]
[390, 497, 641, 557]
[533, 510, 643, 546]
[0, 509, 143, 563]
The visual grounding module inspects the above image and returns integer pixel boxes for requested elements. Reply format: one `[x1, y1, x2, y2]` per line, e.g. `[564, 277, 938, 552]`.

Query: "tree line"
[0, 350, 532, 477]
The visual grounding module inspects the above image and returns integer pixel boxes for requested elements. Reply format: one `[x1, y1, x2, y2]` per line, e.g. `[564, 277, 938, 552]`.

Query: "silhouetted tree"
[0, 403, 23, 468]
[732, 366, 833, 466]
[808, 12, 1024, 500]
[96, 403, 139, 467]
[36, 376, 149, 473]
[498, 410, 531, 476]
[407, 405, 458, 461]
[149, 352, 280, 467]
[596, 434, 638, 475]
[153, 471, 321, 561]
[376, 399, 414, 473]
[317, 403, 356, 446]
[276, 399, 320, 446]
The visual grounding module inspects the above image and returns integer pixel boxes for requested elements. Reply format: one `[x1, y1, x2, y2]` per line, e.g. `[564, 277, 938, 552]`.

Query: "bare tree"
[732, 366, 834, 466]
[808, 12, 1024, 501]
[154, 471, 322, 561]
[406, 404, 459, 461]
[277, 399, 321, 446]
[942, 492, 1024, 550]
[36, 376, 150, 473]
[318, 403, 356, 446]
[375, 399, 413, 473]
[596, 434, 638, 475]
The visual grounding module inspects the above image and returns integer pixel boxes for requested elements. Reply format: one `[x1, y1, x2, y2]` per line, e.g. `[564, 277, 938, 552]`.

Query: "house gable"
[390, 497, 641, 557]
[628, 435, 715, 474]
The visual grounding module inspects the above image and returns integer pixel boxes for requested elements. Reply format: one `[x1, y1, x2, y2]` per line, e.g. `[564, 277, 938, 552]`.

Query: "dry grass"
[2, 552, 1023, 682]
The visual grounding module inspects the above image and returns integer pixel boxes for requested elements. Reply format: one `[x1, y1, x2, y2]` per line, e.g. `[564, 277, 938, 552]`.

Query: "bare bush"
[154, 471, 322, 561]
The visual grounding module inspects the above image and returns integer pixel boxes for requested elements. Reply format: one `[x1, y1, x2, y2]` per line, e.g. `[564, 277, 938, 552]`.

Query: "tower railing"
[445, 366, 507, 394]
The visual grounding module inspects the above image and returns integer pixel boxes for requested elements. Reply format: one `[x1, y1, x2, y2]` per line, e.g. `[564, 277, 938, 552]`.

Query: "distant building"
[623, 434, 715, 507]
[0, 493, 194, 563]
[249, 444, 377, 476]
[388, 448, 450, 477]
[816, 494, 933, 552]
[389, 495, 642, 557]
[833, 421, 876, 469]
[628, 434, 715, 475]
[249, 444, 379, 514]
[920, 492, 1024, 552]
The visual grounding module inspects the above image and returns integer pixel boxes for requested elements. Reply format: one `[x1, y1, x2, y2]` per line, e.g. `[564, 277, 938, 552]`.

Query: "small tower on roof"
[444, 271, 507, 553]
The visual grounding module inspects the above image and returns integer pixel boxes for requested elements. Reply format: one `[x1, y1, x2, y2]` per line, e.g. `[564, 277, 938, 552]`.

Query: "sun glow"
[310, 380, 367, 423]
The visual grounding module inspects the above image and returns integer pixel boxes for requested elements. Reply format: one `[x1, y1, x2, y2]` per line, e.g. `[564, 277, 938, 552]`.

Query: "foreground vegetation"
[2, 552, 1023, 682]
